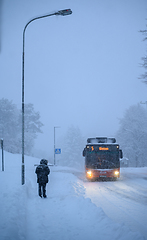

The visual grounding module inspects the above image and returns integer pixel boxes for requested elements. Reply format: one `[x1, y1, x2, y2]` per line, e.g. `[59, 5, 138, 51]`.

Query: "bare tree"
[0, 98, 43, 155]
[59, 125, 85, 169]
[116, 104, 147, 167]
[139, 24, 147, 84]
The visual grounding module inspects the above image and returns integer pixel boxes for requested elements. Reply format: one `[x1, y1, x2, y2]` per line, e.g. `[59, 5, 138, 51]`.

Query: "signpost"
[55, 148, 61, 154]
[54, 127, 61, 165]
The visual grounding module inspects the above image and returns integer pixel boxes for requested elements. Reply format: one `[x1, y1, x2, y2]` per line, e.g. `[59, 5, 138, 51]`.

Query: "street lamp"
[140, 101, 147, 109]
[22, 9, 72, 185]
[54, 126, 60, 166]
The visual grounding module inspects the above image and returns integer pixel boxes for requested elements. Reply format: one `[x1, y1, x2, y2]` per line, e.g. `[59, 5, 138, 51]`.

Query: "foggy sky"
[0, 0, 147, 158]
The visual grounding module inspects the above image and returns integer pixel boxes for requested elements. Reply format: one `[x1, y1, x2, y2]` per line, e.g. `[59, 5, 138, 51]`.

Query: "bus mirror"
[83, 148, 86, 157]
[119, 150, 123, 159]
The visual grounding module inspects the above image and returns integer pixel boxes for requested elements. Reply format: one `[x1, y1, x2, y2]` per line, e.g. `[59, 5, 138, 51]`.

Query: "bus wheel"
[87, 177, 94, 182]
[113, 177, 117, 181]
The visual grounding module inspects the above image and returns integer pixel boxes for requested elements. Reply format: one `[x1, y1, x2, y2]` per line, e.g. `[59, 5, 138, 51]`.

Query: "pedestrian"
[35, 159, 50, 198]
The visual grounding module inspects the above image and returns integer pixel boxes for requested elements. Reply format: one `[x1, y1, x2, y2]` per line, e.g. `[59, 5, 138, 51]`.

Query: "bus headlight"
[114, 171, 119, 176]
[87, 170, 92, 177]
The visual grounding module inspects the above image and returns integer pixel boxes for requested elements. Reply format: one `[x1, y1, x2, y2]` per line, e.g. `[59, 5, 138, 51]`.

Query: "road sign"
[55, 148, 61, 154]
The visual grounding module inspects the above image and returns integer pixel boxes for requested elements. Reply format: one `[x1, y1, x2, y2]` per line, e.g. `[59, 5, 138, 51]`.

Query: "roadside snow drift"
[0, 150, 145, 240]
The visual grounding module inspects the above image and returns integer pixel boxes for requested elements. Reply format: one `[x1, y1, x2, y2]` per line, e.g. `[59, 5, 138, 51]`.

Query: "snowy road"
[80, 168, 147, 240]
[0, 151, 146, 240]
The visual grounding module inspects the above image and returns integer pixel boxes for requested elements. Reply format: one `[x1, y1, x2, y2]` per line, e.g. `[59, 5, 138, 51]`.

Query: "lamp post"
[54, 126, 60, 166]
[22, 9, 72, 185]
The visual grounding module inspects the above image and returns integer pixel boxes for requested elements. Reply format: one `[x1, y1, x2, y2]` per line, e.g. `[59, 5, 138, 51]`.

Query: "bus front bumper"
[86, 168, 120, 179]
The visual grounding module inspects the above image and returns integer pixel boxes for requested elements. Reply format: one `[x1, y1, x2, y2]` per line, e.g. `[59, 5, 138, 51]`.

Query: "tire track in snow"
[82, 173, 147, 240]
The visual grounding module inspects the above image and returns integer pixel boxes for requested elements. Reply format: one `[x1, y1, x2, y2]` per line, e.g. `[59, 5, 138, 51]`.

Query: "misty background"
[0, 0, 147, 162]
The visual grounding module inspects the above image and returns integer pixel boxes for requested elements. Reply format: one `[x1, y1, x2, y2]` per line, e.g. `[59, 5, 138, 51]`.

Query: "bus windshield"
[85, 148, 120, 169]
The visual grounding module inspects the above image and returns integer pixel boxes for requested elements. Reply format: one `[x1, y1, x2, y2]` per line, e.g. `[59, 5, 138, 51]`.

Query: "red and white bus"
[83, 137, 123, 180]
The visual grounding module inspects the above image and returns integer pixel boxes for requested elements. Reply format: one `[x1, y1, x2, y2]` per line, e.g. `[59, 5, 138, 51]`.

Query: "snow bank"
[0, 150, 145, 240]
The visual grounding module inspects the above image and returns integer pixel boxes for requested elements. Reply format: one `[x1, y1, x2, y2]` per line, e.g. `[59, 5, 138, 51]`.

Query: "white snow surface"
[0, 150, 146, 240]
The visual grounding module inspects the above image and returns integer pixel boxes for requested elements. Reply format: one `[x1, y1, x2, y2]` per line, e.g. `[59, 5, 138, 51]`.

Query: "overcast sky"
[0, 0, 147, 157]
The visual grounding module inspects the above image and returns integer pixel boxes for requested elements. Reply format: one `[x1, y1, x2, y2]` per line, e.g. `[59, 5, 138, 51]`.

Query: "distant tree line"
[116, 104, 147, 167]
[0, 98, 43, 155]
[58, 105, 147, 169]
[1, 99, 146, 167]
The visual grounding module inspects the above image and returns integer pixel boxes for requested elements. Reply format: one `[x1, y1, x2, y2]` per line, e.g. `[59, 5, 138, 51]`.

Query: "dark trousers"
[38, 183, 46, 197]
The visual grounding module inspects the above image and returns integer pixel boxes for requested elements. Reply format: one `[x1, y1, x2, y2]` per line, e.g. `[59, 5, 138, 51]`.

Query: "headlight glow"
[114, 171, 119, 175]
[87, 170, 92, 177]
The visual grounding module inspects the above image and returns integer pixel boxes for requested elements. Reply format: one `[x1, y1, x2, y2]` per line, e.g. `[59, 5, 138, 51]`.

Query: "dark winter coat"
[35, 164, 50, 184]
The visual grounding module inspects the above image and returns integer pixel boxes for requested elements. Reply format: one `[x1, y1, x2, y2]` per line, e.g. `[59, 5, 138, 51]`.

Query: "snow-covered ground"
[0, 150, 146, 240]
[81, 167, 147, 239]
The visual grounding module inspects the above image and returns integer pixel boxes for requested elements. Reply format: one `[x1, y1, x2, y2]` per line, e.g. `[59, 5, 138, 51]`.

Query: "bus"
[82, 137, 123, 180]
